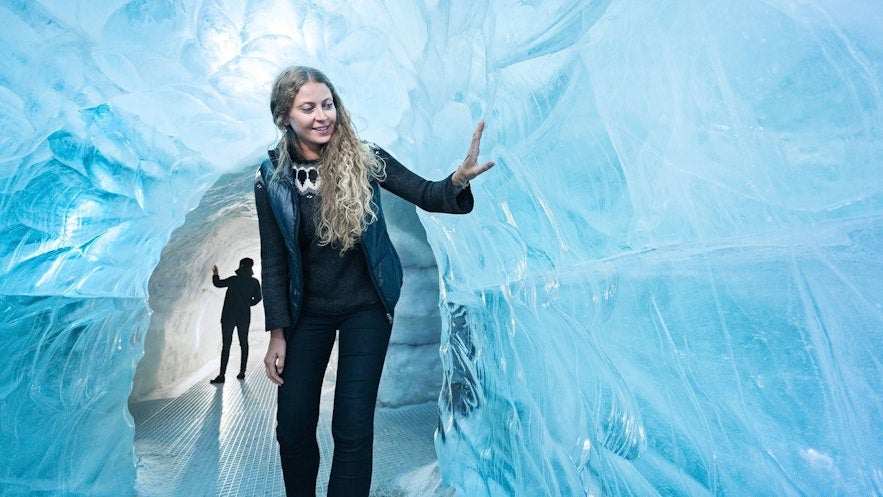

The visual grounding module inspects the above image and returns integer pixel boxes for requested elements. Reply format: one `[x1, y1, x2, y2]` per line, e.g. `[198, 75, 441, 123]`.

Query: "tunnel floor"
[130, 332, 452, 496]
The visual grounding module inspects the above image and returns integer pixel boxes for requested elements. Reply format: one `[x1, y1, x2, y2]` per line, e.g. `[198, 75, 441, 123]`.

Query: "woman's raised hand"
[452, 121, 495, 188]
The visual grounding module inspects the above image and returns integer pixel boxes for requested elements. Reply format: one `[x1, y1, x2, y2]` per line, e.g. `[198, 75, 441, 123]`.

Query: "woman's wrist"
[452, 170, 470, 189]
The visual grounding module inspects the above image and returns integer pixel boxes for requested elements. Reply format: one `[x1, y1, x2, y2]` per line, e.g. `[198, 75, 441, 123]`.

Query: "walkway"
[130, 333, 454, 496]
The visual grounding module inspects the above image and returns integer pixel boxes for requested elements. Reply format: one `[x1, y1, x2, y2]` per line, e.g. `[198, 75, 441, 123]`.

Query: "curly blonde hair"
[270, 66, 386, 253]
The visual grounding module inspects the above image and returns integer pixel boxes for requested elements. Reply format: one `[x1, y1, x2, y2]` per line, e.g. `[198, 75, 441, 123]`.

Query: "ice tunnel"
[1, 0, 882, 496]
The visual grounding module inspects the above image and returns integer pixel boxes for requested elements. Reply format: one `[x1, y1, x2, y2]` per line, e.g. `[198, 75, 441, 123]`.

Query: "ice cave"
[0, 0, 881, 496]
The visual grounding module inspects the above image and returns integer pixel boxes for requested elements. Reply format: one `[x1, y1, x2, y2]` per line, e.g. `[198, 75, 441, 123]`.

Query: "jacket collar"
[266, 148, 294, 185]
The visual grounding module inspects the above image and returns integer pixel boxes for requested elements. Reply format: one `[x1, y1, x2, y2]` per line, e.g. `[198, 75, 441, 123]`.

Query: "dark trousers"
[276, 303, 392, 497]
[220, 321, 249, 375]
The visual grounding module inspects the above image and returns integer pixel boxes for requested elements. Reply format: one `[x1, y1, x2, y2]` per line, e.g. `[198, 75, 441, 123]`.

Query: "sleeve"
[212, 275, 230, 288]
[372, 145, 474, 214]
[255, 168, 292, 331]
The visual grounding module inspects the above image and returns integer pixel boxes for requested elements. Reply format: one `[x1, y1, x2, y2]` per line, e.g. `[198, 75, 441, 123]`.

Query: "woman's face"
[286, 81, 336, 160]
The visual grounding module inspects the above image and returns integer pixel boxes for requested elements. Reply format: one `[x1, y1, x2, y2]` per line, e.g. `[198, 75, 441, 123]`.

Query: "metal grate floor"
[131, 333, 453, 496]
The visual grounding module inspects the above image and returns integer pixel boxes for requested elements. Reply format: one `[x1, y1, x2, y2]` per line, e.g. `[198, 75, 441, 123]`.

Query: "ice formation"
[0, 0, 881, 496]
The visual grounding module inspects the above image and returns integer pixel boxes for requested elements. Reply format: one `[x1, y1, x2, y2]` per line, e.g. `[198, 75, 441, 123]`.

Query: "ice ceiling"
[1, 0, 882, 496]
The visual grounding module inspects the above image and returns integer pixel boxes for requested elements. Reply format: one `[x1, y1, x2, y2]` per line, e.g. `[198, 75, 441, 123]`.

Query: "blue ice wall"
[1, 1, 881, 496]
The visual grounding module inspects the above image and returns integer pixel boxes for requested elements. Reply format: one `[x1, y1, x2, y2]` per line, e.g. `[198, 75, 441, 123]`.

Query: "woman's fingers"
[470, 120, 485, 153]
[463, 160, 494, 182]
[477, 160, 495, 175]
[467, 120, 486, 162]
[264, 342, 285, 386]
[457, 121, 493, 182]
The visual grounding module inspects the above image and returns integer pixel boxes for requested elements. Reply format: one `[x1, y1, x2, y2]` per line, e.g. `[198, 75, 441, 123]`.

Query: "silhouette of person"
[256, 66, 494, 496]
[210, 257, 262, 384]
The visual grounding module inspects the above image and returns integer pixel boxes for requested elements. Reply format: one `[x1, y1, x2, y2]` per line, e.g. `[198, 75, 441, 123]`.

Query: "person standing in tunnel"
[210, 257, 262, 384]
[255, 65, 494, 496]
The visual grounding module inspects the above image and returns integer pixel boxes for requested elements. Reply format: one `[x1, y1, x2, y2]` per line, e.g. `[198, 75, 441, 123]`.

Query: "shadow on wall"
[130, 161, 446, 408]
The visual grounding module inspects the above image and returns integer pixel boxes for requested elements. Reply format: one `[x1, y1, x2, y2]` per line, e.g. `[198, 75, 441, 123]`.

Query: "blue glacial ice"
[1, 0, 882, 496]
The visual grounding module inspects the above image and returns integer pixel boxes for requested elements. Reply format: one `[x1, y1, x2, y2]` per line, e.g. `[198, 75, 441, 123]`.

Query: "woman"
[254, 65, 494, 496]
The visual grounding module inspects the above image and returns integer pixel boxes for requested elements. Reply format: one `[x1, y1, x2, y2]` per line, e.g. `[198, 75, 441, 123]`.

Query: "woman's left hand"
[452, 121, 495, 188]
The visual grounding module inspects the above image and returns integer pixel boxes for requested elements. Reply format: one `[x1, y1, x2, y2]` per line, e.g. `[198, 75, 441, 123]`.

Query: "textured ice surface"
[1, 0, 881, 496]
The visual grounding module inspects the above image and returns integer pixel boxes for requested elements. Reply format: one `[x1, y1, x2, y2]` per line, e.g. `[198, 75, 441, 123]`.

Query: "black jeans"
[276, 303, 392, 497]
[220, 321, 249, 375]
